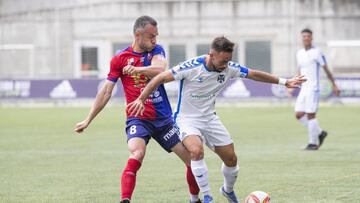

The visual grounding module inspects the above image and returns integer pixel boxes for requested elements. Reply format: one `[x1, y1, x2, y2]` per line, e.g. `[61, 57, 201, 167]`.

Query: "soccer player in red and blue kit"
[74, 16, 200, 203]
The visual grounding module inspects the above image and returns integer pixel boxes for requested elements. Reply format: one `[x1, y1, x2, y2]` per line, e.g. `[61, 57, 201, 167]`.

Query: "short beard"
[140, 44, 153, 52]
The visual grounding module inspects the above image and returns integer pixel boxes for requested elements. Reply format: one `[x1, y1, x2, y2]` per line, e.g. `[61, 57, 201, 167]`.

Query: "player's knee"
[224, 154, 237, 167]
[130, 149, 145, 161]
[189, 146, 204, 160]
[295, 112, 305, 119]
[307, 113, 316, 120]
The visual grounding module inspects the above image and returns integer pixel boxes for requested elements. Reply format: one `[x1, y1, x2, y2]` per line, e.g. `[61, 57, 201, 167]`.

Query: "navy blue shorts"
[125, 119, 181, 153]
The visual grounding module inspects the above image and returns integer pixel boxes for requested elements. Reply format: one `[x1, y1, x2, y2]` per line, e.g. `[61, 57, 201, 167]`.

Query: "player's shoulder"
[228, 61, 245, 69]
[152, 44, 165, 53]
[153, 44, 164, 50]
[178, 55, 206, 71]
[112, 46, 131, 62]
[115, 46, 131, 57]
[227, 61, 249, 77]
[297, 48, 305, 55]
[306, 46, 322, 54]
[149, 44, 166, 58]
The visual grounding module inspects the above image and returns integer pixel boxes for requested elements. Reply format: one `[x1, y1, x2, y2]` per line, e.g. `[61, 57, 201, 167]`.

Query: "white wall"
[0, 0, 359, 78]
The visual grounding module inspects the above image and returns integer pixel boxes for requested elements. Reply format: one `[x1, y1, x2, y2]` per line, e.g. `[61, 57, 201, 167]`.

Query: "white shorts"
[295, 88, 320, 113]
[175, 115, 233, 150]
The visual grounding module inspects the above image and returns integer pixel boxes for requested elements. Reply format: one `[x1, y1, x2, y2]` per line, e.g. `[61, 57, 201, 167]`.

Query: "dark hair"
[301, 28, 313, 35]
[133, 15, 157, 34]
[211, 36, 235, 53]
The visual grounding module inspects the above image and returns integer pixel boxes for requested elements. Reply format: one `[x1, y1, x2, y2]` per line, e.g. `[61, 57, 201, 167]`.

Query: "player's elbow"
[100, 83, 114, 98]
[247, 70, 261, 81]
[103, 89, 113, 97]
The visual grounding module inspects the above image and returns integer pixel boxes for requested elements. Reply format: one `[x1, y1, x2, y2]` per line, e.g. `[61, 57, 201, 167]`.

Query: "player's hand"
[123, 65, 143, 75]
[285, 74, 307, 88]
[127, 99, 145, 117]
[74, 120, 90, 133]
[333, 85, 341, 96]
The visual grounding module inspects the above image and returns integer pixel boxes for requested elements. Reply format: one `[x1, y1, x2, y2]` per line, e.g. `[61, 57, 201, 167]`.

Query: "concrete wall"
[0, 0, 359, 78]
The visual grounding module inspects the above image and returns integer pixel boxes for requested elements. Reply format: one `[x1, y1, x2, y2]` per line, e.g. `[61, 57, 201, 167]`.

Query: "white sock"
[315, 119, 323, 134]
[308, 119, 319, 145]
[298, 115, 308, 127]
[191, 159, 211, 196]
[190, 195, 199, 202]
[222, 163, 239, 193]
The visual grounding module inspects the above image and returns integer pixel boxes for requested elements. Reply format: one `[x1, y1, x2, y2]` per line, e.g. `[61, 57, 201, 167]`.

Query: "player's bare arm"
[322, 64, 341, 96]
[246, 69, 307, 88]
[127, 70, 175, 117]
[122, 54, 167, 79]
[74, 80, 115, 133]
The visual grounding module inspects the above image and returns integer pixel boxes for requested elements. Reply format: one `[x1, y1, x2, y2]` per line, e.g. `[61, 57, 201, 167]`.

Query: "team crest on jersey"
[127, 58, 134, 65]
[217, 74, 225, 83]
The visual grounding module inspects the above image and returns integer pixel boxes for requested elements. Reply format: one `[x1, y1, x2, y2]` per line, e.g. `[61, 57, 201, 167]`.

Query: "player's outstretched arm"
[322, 64, 341, 96]
[74, 80, 115, 133]
[127, 70, 175, 117]
[123, 55, 167, 79]
[247, 69, 307, 88]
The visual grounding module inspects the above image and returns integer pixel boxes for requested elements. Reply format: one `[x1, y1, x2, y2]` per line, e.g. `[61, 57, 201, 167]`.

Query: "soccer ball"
[244, 191, 270, 203]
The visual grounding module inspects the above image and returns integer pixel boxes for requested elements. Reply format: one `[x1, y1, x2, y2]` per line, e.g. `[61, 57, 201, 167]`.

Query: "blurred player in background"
[127, 36, 306, 203]
[294, 28, 341, 150]
[74, 16, 200, 203]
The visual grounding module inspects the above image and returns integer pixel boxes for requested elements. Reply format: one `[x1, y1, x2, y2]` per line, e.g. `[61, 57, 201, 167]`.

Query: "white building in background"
[0, 0, 359, 79]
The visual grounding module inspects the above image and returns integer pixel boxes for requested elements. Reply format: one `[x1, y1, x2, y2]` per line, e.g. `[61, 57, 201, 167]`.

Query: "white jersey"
[296, 46, 327, 91]
[171, 55, 249, 120]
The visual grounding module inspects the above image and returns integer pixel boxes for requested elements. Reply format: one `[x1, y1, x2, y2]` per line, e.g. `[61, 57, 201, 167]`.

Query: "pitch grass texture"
[0, 106, 359, 203]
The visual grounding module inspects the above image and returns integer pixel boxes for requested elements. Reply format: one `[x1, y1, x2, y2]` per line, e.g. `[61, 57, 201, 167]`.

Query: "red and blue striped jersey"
[107, 45, 172, 124]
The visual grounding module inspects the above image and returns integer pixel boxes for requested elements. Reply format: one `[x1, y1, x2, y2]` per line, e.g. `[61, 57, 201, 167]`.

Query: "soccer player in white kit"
[127, 36, 306, 203]
[294, 29, 340, 150]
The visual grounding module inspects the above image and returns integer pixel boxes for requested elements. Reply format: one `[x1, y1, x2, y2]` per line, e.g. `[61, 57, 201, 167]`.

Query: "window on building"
[245, 41, 271, 72]
[113, 43, 131, 55]
[169, 44, 186, 67]
[81, 47, 98, 77]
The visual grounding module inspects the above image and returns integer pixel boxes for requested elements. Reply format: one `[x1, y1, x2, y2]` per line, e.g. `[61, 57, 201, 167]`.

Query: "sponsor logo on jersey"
[190, 93, 216, 99]
[146, 89, 163, 104]
[131, 74, 148, 88]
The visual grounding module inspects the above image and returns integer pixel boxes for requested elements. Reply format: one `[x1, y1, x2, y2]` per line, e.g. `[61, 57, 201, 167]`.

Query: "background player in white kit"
[127, 36, 306, 203]
[294, 29, 340, 150]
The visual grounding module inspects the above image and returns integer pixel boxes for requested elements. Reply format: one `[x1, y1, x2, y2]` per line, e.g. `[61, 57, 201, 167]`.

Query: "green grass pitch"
[0, 105, 359, 203]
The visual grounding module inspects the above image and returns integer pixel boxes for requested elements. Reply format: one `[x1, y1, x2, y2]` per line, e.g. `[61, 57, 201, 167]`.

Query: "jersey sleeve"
[152, 45, 166, 58]
[107, 56, 124, 83]
[228, 61, 249, 78]
[170, 57, 203, 80]
[315, 49, 327, 66]
[170, 64, 191, 81]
